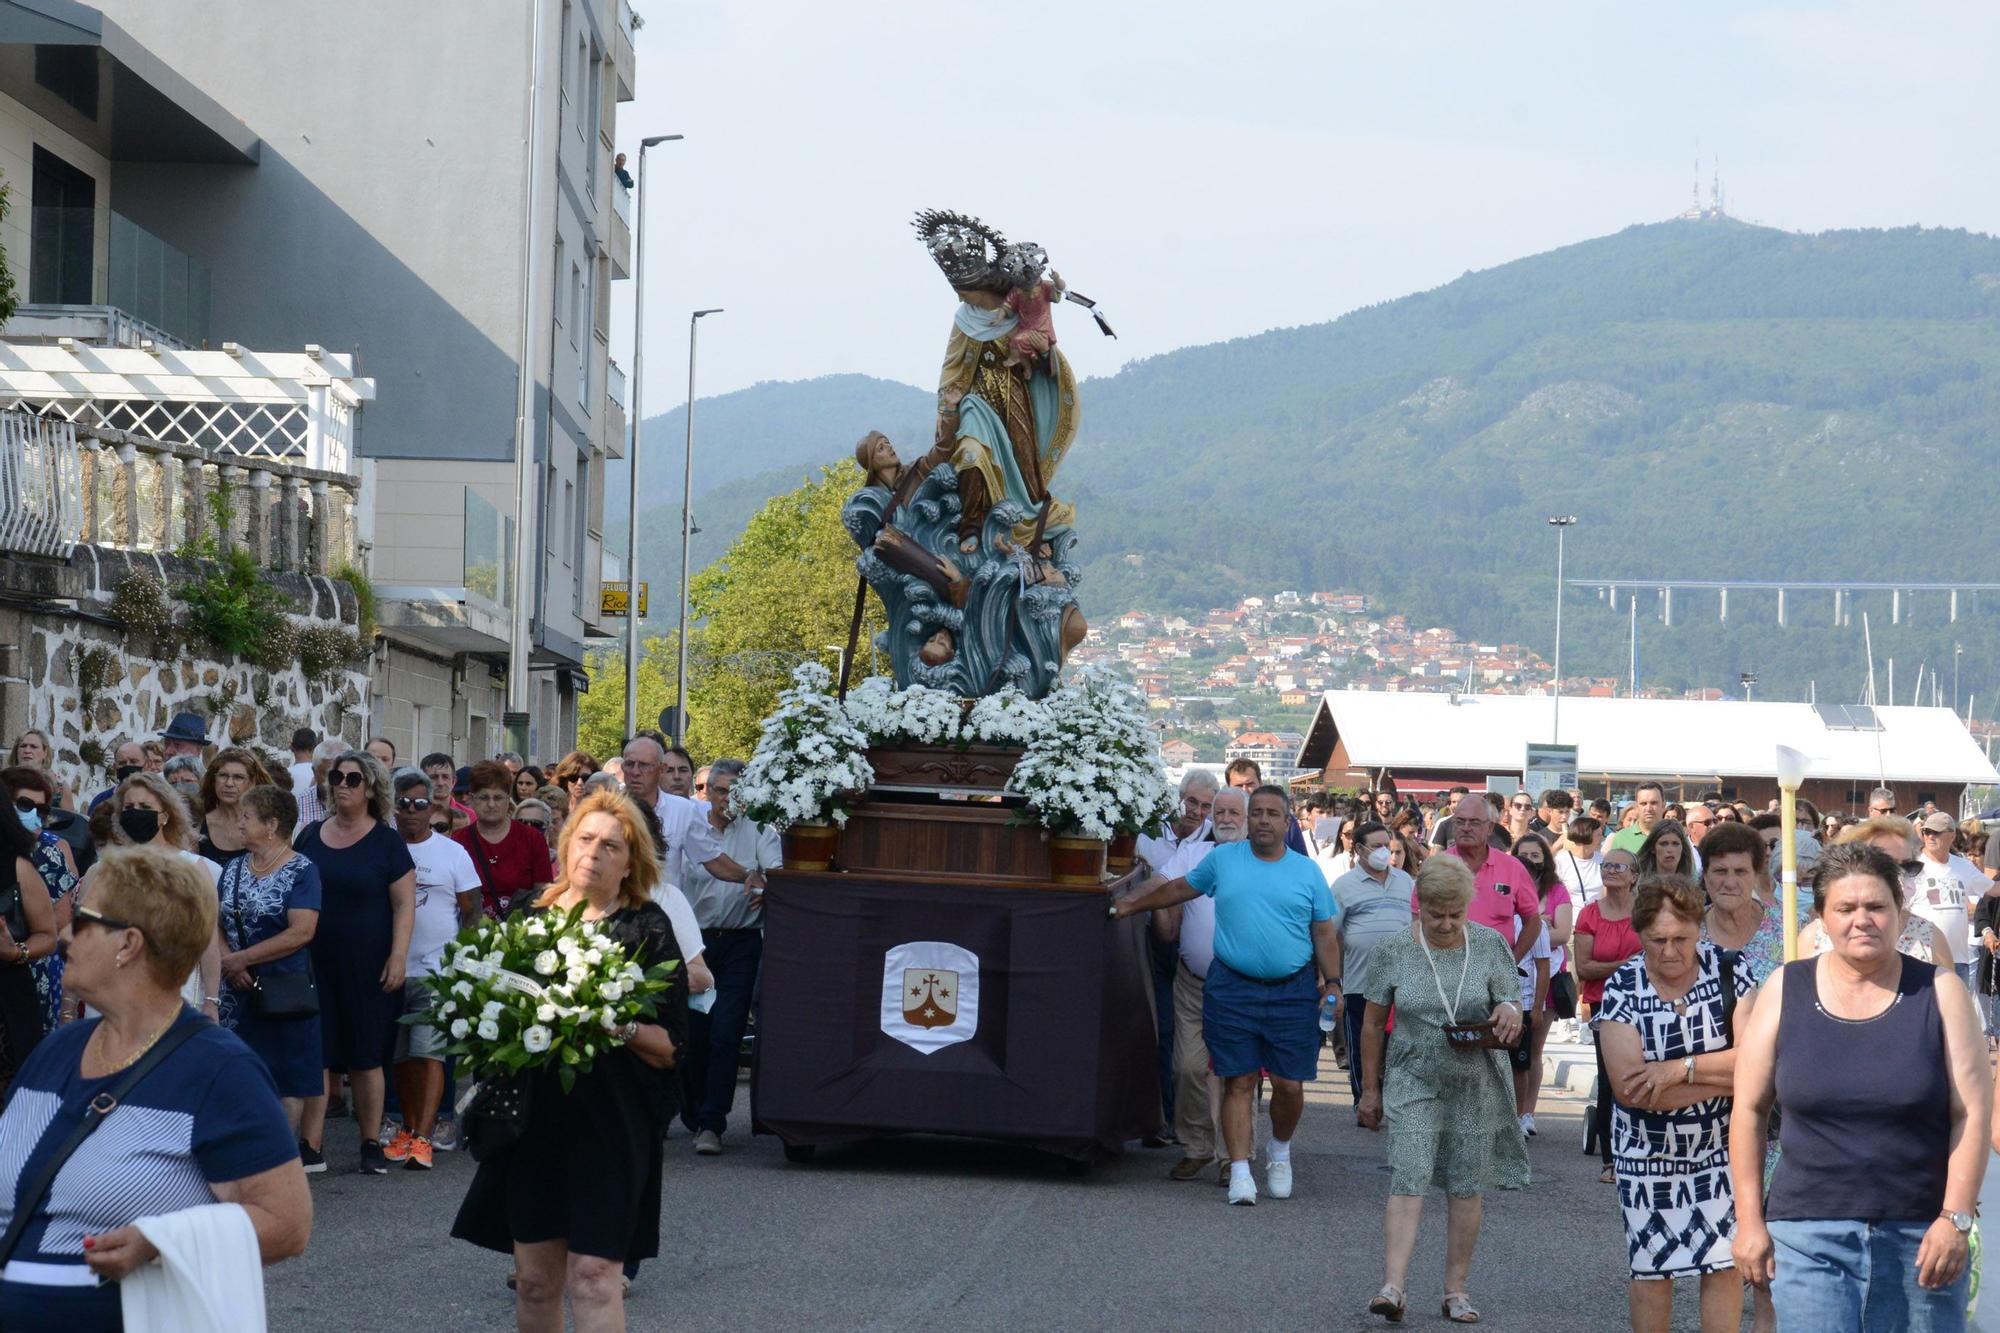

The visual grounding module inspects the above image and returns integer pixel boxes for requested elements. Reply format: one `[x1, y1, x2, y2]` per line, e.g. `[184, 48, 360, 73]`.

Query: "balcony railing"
[0, 409, 363, 572]
[607, 358, 627, 410]
[0, 414, 82, 557]
[463, 487, 515, 610]
[612, 177, 633, 225]
[26, 208, 214, 347]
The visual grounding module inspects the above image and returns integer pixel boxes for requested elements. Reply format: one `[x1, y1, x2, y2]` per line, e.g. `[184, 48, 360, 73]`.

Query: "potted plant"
[730, 662, 876, 870]
[1007, 668, 1175, 886]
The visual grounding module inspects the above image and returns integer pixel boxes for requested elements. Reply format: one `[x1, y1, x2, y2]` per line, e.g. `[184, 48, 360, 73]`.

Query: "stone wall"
[0, 545, 371, 792]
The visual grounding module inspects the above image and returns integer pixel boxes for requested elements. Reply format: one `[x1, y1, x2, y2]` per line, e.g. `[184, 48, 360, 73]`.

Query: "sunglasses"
[331, 770, 367, 789]
[1921, 828, 1953, 838]
[396, 796, 432, 812]
[1602, 863, 1636, 874]
[428, 820, 450, 834]
[73, 905, 139, 935]
[13, 796, 44, 813]
[518, 820, 547, 833]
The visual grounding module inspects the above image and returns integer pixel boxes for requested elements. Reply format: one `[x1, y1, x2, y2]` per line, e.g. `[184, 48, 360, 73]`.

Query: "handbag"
[231, 861, 319, 1020]
[1419, 928, 1514, 1052]
[462, 1071, 534, 1162]
[1549, 969, 1578, 1019]
[0, 1016, 206, 1268]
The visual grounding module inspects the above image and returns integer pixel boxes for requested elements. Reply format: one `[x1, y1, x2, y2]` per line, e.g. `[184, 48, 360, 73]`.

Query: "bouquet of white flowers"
[416, 903, 679, 1093]
[730, 661, 875, 828]
[843, 675, 1052, 748]
[1006, 666, 1176, 839]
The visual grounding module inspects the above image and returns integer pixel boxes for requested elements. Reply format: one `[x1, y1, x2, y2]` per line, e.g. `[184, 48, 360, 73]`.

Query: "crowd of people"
[1117, 768, 2000, 1331]
[7, 709, 2000, 1329]
[0, 716, 780, 1330]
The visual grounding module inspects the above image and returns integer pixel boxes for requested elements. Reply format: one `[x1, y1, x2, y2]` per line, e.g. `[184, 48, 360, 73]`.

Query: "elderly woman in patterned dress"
[1599, 874, 1757, 1333]
[1357, 854, 1527, 1325]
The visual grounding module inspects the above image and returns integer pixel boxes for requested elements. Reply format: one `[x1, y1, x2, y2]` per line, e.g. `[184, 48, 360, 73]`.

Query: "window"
[552, 236, 566, 338]
[558, 1, 574, 101]
[569, 261, 582, 349]
[30, 146, 96, 305]
[577, 253, 593, 402]
[585, 38, 603, 194]
[572, 460, 588, 605]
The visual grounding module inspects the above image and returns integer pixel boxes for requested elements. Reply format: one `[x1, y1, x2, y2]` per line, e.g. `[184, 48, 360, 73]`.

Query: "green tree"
[683, 460, 887, 761]
[577, 632, 678, 760]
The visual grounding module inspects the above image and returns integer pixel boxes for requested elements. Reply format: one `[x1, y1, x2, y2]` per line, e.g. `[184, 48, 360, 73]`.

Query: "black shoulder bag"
[231, 862, 318, 1020]
[0, 1018, 207, 1268]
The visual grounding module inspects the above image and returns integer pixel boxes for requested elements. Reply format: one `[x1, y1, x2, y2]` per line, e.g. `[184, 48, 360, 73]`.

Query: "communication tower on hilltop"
[1679, 150, 1728, 222]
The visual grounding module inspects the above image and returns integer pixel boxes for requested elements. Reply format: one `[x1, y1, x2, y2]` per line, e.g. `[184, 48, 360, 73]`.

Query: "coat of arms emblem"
[880, 941, 979, 1054]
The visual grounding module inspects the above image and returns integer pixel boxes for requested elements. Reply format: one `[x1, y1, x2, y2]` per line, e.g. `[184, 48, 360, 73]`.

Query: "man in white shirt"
[1150, 787, 1246, 1183]
[1137, 769, 1218, 873]
[1911, 812, 1986, 994]
[387, 768, 482, 1170]
[287, 727, 317, 805]
[618, 737, 762, 893]
[676, 759, 781, 1156]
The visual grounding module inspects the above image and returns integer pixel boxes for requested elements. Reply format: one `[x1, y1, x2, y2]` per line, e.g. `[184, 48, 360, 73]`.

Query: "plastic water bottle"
[1318, 994, 1339, 1033]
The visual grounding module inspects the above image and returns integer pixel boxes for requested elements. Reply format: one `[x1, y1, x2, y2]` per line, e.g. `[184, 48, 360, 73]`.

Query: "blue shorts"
[1768, 1217, 1967, 1332]
[1201, 959, 1320, 1082]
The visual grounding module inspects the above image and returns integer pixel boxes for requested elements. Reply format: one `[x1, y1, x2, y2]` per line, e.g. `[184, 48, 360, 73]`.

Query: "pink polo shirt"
[1409, 845, 1534, 947]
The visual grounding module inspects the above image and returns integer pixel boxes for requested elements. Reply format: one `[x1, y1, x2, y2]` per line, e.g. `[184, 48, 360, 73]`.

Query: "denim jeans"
[1768, 1217, 1967, 1332]
[1343, 993, 1368, 1103]
[680, 929, 762, 1136]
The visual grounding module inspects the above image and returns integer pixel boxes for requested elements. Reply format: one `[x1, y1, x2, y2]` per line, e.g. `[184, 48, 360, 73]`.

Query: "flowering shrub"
[1005, 666, 1176, 839]
[414, 903, 678, 1094]
[730, 662, 875, 828]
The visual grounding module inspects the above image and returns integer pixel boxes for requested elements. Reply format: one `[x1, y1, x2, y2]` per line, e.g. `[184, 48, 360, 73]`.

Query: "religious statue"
[840, 211, 1113, 700]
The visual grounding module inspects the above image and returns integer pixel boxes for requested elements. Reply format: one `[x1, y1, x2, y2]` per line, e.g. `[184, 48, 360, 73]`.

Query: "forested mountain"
[614, 219, 2000, 711]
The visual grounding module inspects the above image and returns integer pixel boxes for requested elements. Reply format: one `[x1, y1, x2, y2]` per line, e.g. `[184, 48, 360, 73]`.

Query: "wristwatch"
[1943, 1210, 1975, 1234]
[1683, 1054, 1696, 1084]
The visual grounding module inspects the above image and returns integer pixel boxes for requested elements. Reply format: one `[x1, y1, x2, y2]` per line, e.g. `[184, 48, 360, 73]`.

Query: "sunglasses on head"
[331, 770, 367, 789]
[396, 796, 432, 812]
[73, 905, 139, 935]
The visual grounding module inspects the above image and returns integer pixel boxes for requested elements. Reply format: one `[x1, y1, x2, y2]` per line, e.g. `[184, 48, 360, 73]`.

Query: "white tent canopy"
[1297, 691, 2000, 787]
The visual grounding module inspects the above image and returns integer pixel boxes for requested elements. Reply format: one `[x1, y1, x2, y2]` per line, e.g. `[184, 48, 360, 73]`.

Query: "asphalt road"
[266, 1033, 1788, 1331]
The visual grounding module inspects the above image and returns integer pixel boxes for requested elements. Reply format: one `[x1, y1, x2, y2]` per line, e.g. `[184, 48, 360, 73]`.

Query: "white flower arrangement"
[1005, 666, 1176, 840]
[411, 903, 678, 1094]
[729, 661, 876, 829]
[841, 675, 1052, 749]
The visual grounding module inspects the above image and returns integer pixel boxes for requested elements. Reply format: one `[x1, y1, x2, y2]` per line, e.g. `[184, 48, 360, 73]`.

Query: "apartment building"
[79, 0, 637, 759]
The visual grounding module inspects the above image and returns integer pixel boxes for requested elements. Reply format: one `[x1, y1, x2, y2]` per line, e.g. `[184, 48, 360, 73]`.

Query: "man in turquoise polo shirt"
[1113, 785, 1342, 1207]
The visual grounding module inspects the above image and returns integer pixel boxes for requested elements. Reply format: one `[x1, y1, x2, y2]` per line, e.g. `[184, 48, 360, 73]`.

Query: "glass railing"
[27, 206, 100, 308]
[463, 487, 515, 610]
[612, 177, 632, 224]
[106, 211, 211, 347]
[607, 359, 627, 410]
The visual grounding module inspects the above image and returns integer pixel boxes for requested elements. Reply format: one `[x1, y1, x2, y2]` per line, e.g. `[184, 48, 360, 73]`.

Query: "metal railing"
[0, 413, 82, 557]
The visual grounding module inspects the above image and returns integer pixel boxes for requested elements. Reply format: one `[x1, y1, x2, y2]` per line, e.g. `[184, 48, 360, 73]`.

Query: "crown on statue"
[913, 209, 1046, 295]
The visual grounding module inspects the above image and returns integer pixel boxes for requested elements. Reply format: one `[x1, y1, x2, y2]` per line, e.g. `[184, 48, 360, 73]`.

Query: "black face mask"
[114, 764, 142, 783]
[117, 808, 161, 844]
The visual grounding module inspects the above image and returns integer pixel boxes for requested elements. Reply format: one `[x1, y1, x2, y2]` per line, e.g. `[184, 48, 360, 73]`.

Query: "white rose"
[601, 1006, 617, 1026]
[583, 949, 603, 966]
[450, 1018, 470, 1039]
[600, 980, 624, 1002]
[438, 1000, 457, 1017]
[536, 1003, 557, 1023]
[522, 1024, 552, 1054]
[534, 950, 560, 976]
[527, 919, 548, 937]
[482, 1000, 504, 1020]
[476, 1019, 501, 1040]
[452, 980, 474, 999]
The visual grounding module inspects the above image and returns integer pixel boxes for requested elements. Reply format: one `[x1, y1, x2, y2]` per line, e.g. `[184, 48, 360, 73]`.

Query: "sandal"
[1599, 1165, 1616, 1184]
[1441, 1291, 1480, 1324]
[1367, 1284, 1405, 1322]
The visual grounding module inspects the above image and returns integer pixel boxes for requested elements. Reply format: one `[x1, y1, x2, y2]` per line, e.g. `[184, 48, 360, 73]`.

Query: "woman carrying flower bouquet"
[452, 789, 689, 1333]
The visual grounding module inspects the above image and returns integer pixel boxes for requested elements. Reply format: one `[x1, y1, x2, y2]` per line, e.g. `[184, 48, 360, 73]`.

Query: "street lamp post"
[674, 307, 723, 748]
[1776, 745, 1809, 959]
[622, 133, 683, 741]
[1547, 516, 1576, 742]
[1954, 642, 1962, 713]
[1741, 670, 1758, 701]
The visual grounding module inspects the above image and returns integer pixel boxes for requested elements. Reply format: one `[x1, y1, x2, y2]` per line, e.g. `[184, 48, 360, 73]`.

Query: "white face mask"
[1365, 846, 1393, 872]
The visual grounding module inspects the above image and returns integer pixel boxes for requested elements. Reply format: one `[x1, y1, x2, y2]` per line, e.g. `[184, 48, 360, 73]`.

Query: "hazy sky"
[610, 0, 2000, 408]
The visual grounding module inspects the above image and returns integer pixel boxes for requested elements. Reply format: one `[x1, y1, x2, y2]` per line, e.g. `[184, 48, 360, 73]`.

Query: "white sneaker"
[1265, 1158, 1293, 1199]
[1227, 1172, 1257, 1206]
[1519, 1113, 1536, 1138]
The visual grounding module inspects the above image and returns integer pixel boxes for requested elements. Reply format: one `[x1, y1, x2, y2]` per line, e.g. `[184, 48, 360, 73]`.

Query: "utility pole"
[504, 0, 550, 760]
[1547, 516, 1576, 742]
[1627, 595, 1638, 698]
[673, 308, 723, 748]
[622, 132, 684, 740]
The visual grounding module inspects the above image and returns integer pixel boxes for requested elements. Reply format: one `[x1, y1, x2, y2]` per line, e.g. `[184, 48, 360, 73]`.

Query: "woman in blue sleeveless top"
[1729, 842, 1990, 1333]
